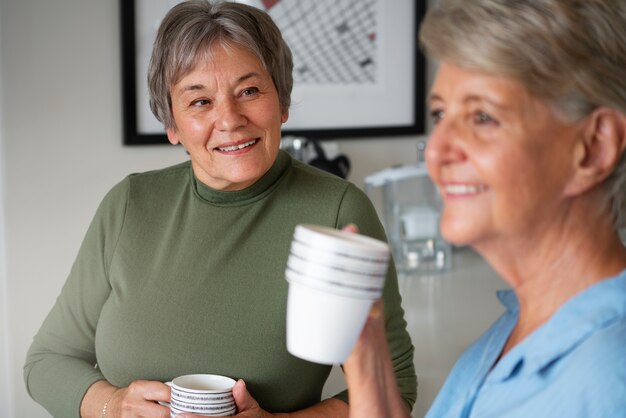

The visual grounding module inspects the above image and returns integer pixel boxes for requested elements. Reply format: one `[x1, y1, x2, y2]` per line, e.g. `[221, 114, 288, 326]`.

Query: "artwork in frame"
[120, 0, 426, 145]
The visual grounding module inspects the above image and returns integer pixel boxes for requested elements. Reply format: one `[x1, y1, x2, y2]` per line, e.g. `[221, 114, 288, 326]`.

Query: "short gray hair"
[148, 0, 293, 130]
[420, 0, 626, 228]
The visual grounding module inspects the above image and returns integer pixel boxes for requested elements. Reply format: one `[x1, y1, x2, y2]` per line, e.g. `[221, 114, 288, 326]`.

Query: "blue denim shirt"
[426, 270, 626, 418]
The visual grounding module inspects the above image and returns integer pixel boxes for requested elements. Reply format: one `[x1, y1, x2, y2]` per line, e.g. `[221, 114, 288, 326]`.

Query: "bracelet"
[101, 391, 116, 418]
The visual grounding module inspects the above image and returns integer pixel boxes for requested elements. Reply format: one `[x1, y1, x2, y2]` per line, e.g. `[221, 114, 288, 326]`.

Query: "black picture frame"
[120, 0, 426, 145]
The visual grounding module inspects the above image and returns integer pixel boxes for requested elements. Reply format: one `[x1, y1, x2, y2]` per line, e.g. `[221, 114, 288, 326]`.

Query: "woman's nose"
[425, 119, 467, 167]
[215, 99, 247, 131]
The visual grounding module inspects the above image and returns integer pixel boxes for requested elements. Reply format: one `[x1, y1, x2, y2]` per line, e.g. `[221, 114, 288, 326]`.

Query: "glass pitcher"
[364, 158, 452, 276]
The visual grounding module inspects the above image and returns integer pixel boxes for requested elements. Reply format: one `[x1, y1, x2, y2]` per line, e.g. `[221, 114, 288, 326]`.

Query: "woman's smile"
[215, 138, 260, 153]
[442, 183, 488, 197]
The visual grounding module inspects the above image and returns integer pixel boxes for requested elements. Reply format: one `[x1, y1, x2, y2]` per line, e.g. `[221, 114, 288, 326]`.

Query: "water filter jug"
[364, 161, 452, 276]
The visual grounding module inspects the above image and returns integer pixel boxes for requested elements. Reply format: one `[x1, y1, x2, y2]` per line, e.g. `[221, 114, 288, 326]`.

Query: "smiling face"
[167, 43, 289, 191]
[425, 63, 583, 250]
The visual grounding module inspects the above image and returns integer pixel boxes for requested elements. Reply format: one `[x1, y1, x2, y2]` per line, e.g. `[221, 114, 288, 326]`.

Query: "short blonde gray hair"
[420, 0, 626, 228]
[148, 0, 293, 130]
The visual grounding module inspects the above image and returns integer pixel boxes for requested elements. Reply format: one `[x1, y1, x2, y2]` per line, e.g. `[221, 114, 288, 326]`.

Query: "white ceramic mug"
[169, 374, 236, 417]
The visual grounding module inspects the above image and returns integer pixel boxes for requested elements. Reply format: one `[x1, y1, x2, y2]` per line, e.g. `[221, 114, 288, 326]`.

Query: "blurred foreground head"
[420, 0, 626, 229]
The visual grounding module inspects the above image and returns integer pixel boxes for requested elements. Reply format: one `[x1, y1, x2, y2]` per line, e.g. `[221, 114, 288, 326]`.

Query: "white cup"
[286, 279, 375, 364]
[170, 402, 236, 417]
[293, 224, 390, 261]
[286, 253, 386, 288]
[169, 374, 236, 417]
[286, 225, 390, 365]
[289, 240, 389, 275]
[285, 267, 384, 299]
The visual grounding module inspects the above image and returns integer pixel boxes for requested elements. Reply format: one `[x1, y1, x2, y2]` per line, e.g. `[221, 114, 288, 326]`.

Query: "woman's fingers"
[232, 379, 256, 411]
[110, 380, 171, 417]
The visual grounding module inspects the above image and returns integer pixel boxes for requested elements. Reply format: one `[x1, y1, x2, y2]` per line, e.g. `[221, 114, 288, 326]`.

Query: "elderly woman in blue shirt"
[342, 0, 626, 417]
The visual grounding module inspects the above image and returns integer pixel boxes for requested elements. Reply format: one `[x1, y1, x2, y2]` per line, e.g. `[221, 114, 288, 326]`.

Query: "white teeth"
[218, 139, 257, 152]
[445, 184, 486, 195]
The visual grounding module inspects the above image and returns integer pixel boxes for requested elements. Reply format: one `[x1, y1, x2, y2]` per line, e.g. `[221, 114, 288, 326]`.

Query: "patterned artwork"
[243, 0, 378, 85]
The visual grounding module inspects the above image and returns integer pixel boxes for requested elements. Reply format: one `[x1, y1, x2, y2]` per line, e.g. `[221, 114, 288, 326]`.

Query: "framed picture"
[120, 0, 426, 145]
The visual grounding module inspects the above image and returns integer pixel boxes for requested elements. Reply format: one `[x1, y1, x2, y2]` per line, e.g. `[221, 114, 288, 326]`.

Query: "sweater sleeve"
[332, 183, 418, 410]
[23, 178, 130, 418]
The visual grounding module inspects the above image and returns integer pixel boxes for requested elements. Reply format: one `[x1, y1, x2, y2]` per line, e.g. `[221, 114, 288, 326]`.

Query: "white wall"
[0, 175, 11, 417]
[0, 1, 429, 417]
[0, 4, 14, 414]
[0, 146, 11, 418]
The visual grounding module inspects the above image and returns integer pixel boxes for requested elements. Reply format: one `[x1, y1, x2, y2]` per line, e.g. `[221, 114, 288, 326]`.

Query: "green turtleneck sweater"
[24, 151, 417, 417]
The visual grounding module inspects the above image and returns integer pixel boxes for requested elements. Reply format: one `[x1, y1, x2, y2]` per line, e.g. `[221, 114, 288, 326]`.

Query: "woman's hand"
[81, 379, 170, 418]
[343, 300, 410, 418]
[178, 380, 280, 418]
[342, 223, 410, 418]
[106, 380, 171, 417]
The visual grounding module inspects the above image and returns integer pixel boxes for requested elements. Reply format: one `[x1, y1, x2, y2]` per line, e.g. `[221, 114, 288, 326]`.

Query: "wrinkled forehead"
[170, 37, 266, 89]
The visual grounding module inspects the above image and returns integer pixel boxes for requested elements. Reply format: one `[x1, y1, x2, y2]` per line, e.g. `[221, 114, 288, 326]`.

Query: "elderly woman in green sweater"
[23, 1, 416, 417]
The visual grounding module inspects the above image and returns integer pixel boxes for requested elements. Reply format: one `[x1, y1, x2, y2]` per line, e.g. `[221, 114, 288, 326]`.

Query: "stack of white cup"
[286, 224, 390, 365]
[169, 374, 236, 417]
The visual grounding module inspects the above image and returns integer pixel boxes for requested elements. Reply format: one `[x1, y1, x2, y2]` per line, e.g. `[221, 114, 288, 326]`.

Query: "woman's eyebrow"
[236, 72, 261, 83]
[177, 72, 263, 95]
[463, 94, 508, 110]
[427, 93, 443, 106]
[178, 83, 206, 93]
[427, 92, 509, 111]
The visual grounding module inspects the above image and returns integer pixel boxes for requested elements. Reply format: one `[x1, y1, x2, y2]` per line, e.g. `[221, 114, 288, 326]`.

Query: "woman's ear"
[565, 108, 626, 196]
[166, 127, 180, 145]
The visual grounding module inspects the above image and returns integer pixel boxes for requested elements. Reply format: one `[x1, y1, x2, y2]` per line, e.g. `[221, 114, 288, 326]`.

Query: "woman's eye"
[429, 109, 445, 124]
[241, 87, 259, 97]
[191, 99, 210, 107]
[473, 111, 498, 125]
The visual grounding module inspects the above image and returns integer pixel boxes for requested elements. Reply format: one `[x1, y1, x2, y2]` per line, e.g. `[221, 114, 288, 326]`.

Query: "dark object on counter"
[281, 137, 351, 179]
[308, 140, 351, 179]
